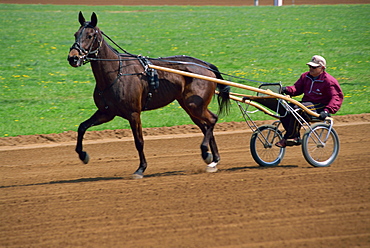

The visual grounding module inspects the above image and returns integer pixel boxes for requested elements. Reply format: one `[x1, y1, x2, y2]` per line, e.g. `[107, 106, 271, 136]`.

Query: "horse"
[67, 12, 230, 179]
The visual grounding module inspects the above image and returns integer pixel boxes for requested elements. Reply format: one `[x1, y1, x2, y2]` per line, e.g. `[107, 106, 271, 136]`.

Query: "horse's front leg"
[128, 112, 147, 179]
[76, 110, 114, 164]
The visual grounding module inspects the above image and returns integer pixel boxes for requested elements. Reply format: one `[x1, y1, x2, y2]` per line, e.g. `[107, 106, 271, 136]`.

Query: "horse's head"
[68, 12, 102, 67]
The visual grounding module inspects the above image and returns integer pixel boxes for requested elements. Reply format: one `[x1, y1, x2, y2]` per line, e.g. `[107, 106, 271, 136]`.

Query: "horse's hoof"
[80, 152, 90, 164]
[203, 153, 213, 164]
[206, 166, 218, 173]
[132, 173, 143, 179]
[206, 162, 218, 173]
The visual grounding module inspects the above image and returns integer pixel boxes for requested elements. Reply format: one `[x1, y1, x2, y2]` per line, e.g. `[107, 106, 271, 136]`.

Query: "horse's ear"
[79, 11, 85, 26]
[90, 12, 98, 27]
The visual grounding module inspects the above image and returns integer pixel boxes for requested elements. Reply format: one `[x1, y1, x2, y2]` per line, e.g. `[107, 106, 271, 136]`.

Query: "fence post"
[274, 0, 283, 6]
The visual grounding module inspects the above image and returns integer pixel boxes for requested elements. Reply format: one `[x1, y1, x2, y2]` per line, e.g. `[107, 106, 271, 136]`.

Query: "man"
[275, 55, 344, 148]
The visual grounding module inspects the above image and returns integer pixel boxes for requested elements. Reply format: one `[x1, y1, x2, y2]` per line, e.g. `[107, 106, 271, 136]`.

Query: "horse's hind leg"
[76, 110, 114, 164]
[178, 82, 220, 172]
[180, 94, 220, 172]
[189, 111, 220, 172]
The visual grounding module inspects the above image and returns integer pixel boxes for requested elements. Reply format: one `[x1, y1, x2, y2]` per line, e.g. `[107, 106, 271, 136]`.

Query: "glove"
[319, 110, 330, 120]
[281, 87, 289, 95]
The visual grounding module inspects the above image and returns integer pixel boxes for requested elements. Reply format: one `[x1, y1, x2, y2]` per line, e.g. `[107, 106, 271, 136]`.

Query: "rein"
[101, 31, 136, 57]
[72, 27, 275, 110]
[85, 30, 271, 85]
[99, 32, 274, 85]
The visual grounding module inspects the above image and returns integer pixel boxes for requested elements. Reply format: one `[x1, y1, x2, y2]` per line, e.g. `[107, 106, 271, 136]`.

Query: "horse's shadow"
[145, 170, 187, 178]
[0, 176, 124, 189]
[1, 165, 300, 189]
[0, 171, 187, 188]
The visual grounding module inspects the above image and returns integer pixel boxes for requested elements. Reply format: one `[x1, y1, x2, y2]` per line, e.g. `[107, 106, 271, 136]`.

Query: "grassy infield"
[0, 4, 369, 137]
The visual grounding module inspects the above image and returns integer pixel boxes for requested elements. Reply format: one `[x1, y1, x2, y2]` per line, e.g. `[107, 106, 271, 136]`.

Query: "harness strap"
[138, 56, 159, 91]
[137, 56, 160, 110]
[70, 25, 102, 65]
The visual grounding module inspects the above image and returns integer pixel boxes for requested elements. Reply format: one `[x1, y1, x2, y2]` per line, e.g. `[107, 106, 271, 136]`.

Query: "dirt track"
[1, 114, 370, 247]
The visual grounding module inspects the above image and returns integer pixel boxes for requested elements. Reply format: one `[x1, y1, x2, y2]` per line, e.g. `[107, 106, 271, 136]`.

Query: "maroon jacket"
[285, 71, 344, 114]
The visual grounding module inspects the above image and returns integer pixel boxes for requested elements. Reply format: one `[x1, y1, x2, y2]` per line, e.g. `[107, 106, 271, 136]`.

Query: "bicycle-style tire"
[250, 125, 285, 167]
[301, 123, 340, 167]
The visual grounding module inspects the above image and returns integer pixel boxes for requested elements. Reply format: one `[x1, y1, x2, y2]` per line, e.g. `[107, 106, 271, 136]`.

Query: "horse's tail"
[208, 64, 231, 116]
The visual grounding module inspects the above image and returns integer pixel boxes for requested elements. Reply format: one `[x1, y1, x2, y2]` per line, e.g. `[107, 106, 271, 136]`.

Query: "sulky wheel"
[301, 123, 340, 167]
[250, 125, 285, 167]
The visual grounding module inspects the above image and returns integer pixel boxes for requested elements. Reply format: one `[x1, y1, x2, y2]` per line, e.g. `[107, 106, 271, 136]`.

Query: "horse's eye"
[88, 35, 93, 39]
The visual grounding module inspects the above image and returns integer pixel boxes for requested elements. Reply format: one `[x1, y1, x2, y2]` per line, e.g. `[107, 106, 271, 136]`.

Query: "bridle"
[69, 24, 102, 64]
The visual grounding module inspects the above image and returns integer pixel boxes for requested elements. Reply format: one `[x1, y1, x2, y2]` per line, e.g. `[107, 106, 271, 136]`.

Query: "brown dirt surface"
[1, 114, 370, 247]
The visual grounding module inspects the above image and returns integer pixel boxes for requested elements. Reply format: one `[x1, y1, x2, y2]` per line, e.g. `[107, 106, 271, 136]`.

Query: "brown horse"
[67, 12, 230, 178]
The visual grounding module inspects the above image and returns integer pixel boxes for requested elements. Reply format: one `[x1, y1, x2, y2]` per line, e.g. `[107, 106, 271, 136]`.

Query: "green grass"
[1, 4, 369, 137]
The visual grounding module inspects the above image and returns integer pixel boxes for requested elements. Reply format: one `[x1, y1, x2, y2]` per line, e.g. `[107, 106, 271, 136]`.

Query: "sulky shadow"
[225, 164, 298, 172]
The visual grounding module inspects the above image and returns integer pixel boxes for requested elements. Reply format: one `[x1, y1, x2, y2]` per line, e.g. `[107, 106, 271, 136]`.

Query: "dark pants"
[280, 102, 326, 139]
